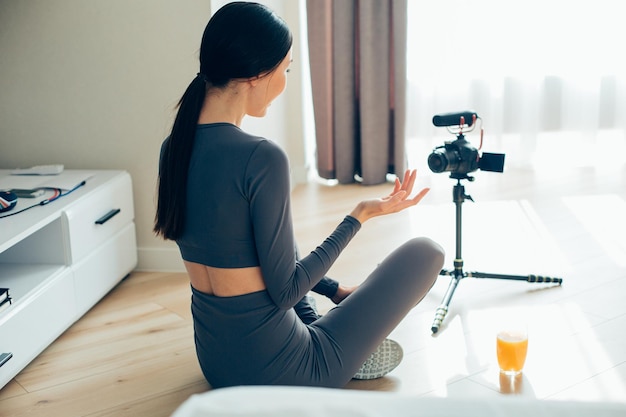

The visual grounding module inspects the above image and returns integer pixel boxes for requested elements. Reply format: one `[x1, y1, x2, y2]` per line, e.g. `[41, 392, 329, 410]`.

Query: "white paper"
[0, 172, 94, 191]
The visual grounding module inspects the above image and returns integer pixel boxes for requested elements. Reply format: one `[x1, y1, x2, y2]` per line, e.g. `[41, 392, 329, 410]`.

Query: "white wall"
[0, 0, 310, 271]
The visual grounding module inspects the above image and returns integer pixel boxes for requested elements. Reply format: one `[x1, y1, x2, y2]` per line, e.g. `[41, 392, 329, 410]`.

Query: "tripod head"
[453, 178, 474, 203]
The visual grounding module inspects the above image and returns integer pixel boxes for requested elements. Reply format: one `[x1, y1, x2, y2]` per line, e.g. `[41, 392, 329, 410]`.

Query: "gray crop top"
[160, 123, 361, 309]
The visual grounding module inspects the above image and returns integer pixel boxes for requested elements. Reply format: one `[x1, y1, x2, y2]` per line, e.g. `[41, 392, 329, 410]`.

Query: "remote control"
[11, 164, 65, 175]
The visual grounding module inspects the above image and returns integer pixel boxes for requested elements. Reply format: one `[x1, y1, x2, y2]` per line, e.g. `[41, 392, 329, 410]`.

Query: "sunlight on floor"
[408, 199, 570, 276]
[562, 194, 626, 267]
[409, 302, 625, 400]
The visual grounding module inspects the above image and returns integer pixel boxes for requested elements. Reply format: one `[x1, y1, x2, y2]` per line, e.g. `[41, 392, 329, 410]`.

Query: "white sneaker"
[353, 339, 403, 380]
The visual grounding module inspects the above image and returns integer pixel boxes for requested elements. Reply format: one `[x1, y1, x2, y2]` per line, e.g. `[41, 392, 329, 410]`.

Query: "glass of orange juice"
[496, 325, 528, 375]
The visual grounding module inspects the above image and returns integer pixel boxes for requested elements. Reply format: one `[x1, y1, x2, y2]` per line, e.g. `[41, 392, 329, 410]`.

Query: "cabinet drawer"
[73, 222, 137, 316]
[0, 268, 75, 388]
[63, 172, 134, 263]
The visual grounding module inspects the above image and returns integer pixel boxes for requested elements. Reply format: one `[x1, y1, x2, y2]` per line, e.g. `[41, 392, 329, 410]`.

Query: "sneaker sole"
[353, 339, 403, 380]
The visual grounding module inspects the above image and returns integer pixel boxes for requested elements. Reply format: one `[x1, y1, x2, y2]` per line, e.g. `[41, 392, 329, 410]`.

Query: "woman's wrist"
[349, 202, 368, 224]
[331, 284, 358, 304]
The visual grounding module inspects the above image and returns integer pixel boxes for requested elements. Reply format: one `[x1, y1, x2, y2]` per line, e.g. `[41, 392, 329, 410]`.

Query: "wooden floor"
[1, 156, 626, 416]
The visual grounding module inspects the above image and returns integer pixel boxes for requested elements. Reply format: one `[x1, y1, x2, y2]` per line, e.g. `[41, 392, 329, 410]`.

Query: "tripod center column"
[454, 258, 464, 278]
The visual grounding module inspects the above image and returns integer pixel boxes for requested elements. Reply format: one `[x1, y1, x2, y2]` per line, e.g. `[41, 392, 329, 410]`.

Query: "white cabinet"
[0, 170, 137, 389]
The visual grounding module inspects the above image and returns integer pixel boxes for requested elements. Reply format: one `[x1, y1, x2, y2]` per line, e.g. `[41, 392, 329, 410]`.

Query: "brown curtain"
[306, 0, 407, 185]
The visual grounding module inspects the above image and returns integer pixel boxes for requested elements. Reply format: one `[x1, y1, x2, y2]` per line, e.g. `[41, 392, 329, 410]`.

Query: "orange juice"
[496, 330, 528, 374]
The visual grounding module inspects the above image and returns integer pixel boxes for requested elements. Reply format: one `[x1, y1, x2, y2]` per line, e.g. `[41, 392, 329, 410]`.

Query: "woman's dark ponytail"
[154, 75, 206, 240]
[154, 2, 292, 241]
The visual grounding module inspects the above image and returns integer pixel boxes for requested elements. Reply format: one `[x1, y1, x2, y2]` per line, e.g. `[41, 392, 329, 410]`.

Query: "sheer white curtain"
[406, 0, 626, 169]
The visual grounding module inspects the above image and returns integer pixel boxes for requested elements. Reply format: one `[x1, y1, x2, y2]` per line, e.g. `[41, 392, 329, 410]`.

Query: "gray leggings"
[191, 237, 445, 388]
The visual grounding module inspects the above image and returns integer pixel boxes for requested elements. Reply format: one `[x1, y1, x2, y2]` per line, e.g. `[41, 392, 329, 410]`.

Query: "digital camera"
[427, 111, 505, 179]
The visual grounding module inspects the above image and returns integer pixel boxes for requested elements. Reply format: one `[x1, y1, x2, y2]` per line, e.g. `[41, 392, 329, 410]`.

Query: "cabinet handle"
[95, 208, 121, 225]
[0, 352, 13, 368]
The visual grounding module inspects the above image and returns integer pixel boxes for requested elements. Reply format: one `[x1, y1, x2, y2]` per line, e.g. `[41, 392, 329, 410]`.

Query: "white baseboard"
[291, 163, 309, 186]
[136, 247, 185, 272]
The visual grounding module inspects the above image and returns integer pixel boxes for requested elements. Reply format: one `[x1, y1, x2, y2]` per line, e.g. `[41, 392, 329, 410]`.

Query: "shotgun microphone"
[432, 111, 478, 127]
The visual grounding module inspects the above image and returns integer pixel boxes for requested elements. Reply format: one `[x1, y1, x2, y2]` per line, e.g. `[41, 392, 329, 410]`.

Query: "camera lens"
[428, 152, 448, 173]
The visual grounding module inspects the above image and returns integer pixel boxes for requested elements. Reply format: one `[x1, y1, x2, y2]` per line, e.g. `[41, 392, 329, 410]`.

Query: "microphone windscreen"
[433, 111, 478, 127]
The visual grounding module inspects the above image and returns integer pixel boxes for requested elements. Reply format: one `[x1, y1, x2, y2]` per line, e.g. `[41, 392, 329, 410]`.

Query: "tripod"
[430, 175, 563, 334]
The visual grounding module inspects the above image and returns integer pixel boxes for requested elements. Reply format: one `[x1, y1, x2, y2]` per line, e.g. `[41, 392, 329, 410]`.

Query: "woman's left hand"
[349, 169, 429, 224]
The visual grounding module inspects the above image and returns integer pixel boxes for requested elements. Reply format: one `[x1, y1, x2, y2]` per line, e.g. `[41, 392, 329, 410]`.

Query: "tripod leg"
[431, 271, 463, 334]
[468, 271, 563, 285]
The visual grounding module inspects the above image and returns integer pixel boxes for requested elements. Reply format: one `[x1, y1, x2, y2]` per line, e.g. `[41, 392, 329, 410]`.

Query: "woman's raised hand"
[349, 169, 429, 224]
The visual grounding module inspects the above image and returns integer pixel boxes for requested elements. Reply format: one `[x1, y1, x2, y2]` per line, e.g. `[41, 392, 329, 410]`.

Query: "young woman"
[154, 1, 445, 388]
